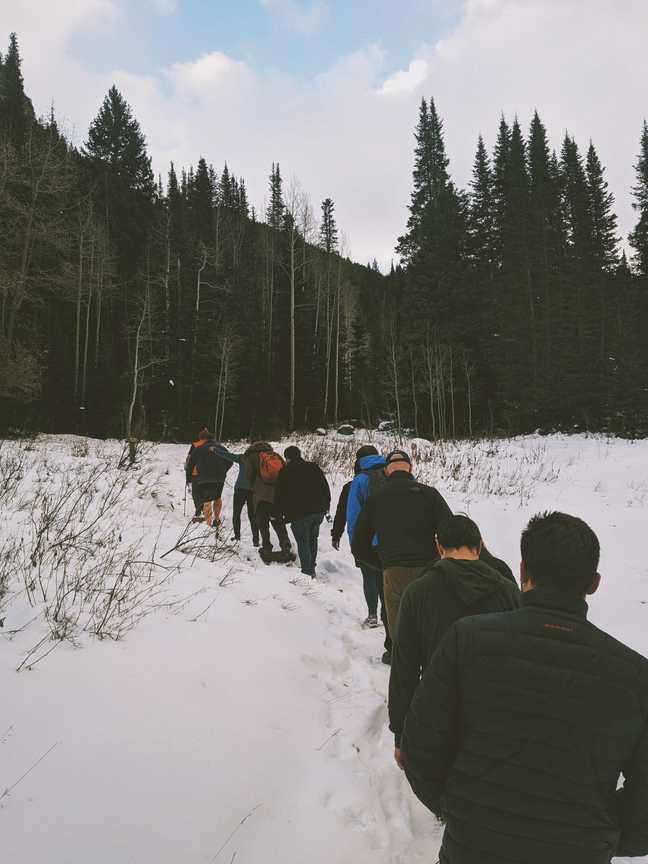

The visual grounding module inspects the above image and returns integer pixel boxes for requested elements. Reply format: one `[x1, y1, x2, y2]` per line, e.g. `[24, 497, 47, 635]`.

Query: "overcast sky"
[2, 0, 646, 269]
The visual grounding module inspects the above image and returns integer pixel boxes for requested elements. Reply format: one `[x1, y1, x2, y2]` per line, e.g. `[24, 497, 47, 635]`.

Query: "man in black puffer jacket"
[274, 446, 331, 577]
[389, 515, 520, 766]
[351, 449, 452, 638]
[402, 511, 648, 864]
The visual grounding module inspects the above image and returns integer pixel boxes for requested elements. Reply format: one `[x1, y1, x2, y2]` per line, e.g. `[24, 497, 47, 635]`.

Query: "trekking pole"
[183, 483, 187, 517]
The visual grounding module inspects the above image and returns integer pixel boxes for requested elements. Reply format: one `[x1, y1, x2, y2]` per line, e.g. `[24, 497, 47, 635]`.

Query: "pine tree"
[629, 121, 648, 278]
[319, 198, 338, 253]
[83, 86, 154, 273]
[586, 143, 618, 272]
[189, 157, 213, 243]
[266, 162, 284, 229]
[0, 33, 35, 148]
[467, 135, 495, 266]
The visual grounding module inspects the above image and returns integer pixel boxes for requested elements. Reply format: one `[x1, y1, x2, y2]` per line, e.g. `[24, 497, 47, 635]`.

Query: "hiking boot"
[381, 650, 392, 666]
[363, 615, 379, 629]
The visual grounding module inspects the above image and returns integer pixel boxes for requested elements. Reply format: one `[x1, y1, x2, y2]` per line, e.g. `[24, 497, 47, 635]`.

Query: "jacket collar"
[388, 470, 414, 482]
[522, 586, 588, 620]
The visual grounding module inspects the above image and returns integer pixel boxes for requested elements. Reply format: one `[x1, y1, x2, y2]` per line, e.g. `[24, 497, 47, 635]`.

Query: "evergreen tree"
[319, 198, 338, 253]
[629, 121, 648, 278]
[266, 162, 284, 229]
[0, 33, 34, 148]
[83, 86, 154, 273]
[467, 135, 495, 266]
[189, 157, 213, 243]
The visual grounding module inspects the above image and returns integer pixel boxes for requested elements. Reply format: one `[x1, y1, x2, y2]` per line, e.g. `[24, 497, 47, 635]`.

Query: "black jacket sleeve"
[185, 445, 197, 484]
[350, 497, 374, 567]
[389, 585, 424, 747]
[402, 622, 461, 817]
[617, 721, 648, 856]
[332, 482, 351, 543]
[431, 487, 453, 529]
[317, 465, 331, 513]
[274, 466, 290, 518]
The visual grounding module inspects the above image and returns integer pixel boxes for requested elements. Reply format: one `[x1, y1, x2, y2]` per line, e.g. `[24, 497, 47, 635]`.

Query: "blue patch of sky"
[70, 0, 461, 83]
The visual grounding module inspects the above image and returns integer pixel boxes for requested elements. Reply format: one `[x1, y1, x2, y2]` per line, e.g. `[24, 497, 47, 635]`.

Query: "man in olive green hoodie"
[389, 514, 520, 767]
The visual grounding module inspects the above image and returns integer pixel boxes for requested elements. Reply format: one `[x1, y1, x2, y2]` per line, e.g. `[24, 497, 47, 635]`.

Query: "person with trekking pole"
[184, 427, 232, 528]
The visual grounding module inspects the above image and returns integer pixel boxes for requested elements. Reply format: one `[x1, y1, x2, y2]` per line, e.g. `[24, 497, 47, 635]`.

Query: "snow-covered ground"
[1, 432, 647, 863]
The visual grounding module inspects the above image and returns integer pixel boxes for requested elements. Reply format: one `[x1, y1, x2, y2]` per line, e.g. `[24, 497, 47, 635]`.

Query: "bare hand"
[394, 747, 403, 769]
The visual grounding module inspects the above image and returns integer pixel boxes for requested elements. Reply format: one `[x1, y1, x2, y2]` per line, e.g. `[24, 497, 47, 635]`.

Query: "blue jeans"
[291, 512, 325, 576]
[359, 563, 391, 651]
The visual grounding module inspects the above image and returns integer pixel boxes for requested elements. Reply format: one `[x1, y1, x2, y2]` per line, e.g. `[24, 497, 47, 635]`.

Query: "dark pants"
[359, 563, 392, 651]
[256, 501, 291, 552]
[291, 512, 324, 576]
[192, 481, 224, 516]
[233, 489, 259, 543]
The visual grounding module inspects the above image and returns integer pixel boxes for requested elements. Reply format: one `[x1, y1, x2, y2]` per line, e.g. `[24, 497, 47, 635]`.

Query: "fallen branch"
[1, 741, 60, 801]
[211, 803, 263, 861]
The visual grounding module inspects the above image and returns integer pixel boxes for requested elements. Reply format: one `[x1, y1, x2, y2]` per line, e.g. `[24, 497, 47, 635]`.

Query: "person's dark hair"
[284, 445, 301, 461]
[437, 515, 481, 551]
[521, 511, 600, 594]
[198, 427, 210, 440]
[356, 444, 378, 460]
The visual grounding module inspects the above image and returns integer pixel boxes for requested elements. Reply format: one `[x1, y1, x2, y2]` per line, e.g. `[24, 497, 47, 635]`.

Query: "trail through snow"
[1, 434, 648, 863]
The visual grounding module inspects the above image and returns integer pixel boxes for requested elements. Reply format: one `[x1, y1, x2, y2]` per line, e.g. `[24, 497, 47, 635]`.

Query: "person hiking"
[401, 511, 648, 864]
[185, 427, 232, 527]
[214, 447, 260, 546]
[274, 446, 330, 577]
[243, 441, 292, 561]
[345, 445, 392, 663]
[351, 448, 452, 641]
[389, 514, 520, 769]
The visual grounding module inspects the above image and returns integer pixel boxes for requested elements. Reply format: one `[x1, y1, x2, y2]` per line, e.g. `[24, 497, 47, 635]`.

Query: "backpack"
[366, 465, 387, 500]
[259, 451, 285, 484]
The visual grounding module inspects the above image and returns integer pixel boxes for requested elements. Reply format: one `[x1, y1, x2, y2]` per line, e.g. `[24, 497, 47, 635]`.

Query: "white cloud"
[380, 59, 429, 96]
[7, 0, 648, 269]
[259, 0, 328, 35]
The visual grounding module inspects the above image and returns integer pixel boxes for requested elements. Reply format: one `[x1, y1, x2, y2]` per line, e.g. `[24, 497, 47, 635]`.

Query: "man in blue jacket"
[346, 445, 391, 662]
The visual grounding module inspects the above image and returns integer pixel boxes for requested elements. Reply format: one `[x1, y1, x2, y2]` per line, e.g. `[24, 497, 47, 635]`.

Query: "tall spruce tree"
[0, 33, 34, 149]
[629, 121, 648, 278]
[83, 86, 154, 274]
[319, 198, 338, 253]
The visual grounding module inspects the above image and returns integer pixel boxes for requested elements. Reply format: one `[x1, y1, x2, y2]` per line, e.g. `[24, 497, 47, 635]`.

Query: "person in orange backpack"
[243, 441, 292, 559]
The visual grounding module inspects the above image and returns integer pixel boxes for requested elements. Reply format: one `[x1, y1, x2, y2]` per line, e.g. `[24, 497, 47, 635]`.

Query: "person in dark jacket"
[389, 514, 520, 766]
[351, 449, 452, 638]
[214, 447, 259, 545]
[185, 428, 232, 527]
[274, 446, 330, 577]
[402, 511, 648, 864]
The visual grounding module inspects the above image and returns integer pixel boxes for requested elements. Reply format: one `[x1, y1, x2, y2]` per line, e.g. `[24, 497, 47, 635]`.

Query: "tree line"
[391, 99, 648, 437]
[1, 32, 648, 440]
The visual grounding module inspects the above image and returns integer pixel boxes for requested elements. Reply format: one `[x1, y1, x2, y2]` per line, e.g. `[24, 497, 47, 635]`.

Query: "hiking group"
[185, 429, 330, 575]
[186, 431, 648, 864]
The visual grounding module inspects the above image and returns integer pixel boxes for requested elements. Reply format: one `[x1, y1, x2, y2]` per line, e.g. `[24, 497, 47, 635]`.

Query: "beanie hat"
[385, 449, 411, 466]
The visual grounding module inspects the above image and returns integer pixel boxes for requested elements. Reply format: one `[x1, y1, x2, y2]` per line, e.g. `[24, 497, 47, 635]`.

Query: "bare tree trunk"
[195, 245, 207, 313]
[289, 228, 296, 431]
[127, 287, 148, 440]
[390, 318, 401, 435]
[81, 229, 95, 410]
[449, 346, 456, 440]
[410, 349, 419, 437]
[464, 352, 473, 438]
[334, 260, 341, 426]
[213, 337, 227, 435]
[74, 225, 84, 402]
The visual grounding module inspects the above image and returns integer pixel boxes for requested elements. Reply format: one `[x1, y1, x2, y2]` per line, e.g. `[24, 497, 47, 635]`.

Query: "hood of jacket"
[245, 441, 273, 455]
[434, 557, 513, 607]
[358, 454, 386, 472]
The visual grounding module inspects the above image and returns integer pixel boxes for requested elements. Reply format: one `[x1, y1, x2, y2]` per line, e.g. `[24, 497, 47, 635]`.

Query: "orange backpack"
[259, 451, 285, 484]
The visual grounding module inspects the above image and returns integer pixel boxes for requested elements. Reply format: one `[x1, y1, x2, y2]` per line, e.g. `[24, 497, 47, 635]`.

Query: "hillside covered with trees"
[1, 33, 648, 439]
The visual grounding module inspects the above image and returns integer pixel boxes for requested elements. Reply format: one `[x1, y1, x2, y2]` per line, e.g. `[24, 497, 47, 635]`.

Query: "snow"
[1, 432, 648, 863]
